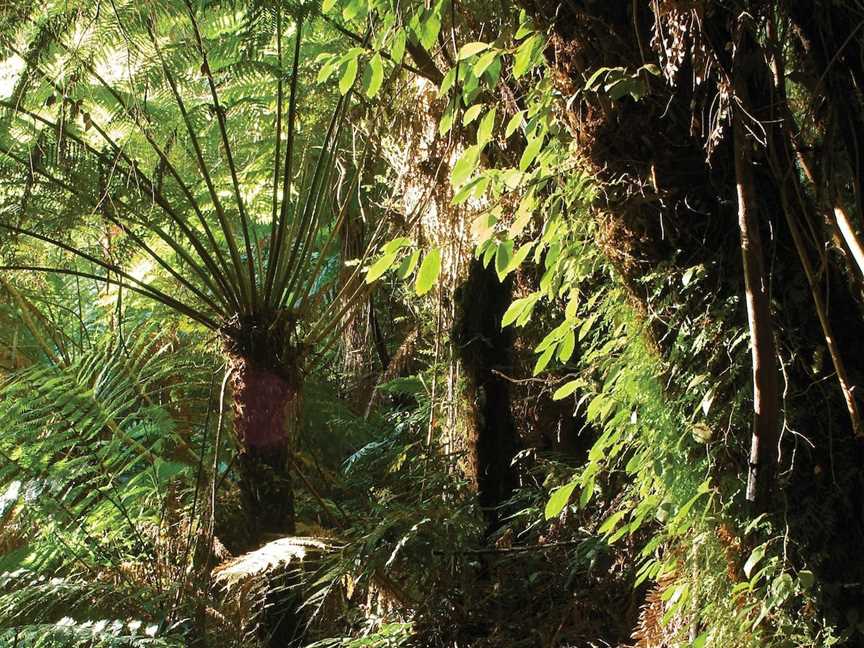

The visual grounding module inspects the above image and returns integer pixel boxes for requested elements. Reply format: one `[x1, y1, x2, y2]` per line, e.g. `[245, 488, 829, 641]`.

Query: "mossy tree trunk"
[454, 259, 519, 530]
[518, 0, 864, 621]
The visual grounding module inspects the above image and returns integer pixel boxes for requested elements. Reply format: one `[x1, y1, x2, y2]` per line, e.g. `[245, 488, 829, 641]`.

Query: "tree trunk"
[733, 29, 780, 505]
[229, 354, 299, 538]
[454, 259, 519, 530]
[733, 118, 780, 505]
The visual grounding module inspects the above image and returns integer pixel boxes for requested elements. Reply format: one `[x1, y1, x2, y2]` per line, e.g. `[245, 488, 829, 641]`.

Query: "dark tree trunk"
[229, 354, 300, 538]
[454, 259, 519, 530]
[519, 0, 864, 629]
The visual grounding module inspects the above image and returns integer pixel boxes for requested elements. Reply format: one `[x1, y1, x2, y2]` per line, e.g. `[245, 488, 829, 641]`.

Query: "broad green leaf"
[339, 57, 358, 95]
[565, 290, 579, 319]
[769, 573, 794, 607]
[477, 108, 496, 147]
[584, 66, 612, 90]
[383, 237, 411, 255]
[551, 379, 580, 401]
[483, 56, 502, 85]
[505, 111, 524, 138]
[557, 328, 575, 362]
[339, 47, 366, 62]
[501, 293, 539, 328]
[473, 50, 498, 77]
[415, 248, 441, 295]
[578, 312, 598, 341]
[536, 320, 570, 353]
[743, 545, 766, 579]
[482, 240, 497, 268]
[391, 29, 407, 63]
[453, 176, 482, 205]
[419, 13, 441, 50]
[598, 509, 629, 536]
[533, 346, 554, 375]
[322, 0, 337, 11]
[607, 76, 647, 101]
[462, 66, 480, 102]
[504, 241, 534, 276]
[398, 249, 420, 279]
[457, 41, 490, 60]
[365, 53, 384, 98]
[438, 67, 456, 97]
[366, 252, 399, 283]
[317, 57, 340, 84]
[513, 34, 541, 78]
[579, 473, 595, 507]
[451, 145, 480, 186]
[515, 13, 535, 40]
[342, 0, 365, 21]
[462, 103, 484, 125]
[586, 394, 608, 422]
[494, 240, 513, 280]
[798, 569, 815, 590]
[438, 102, 455, 135]
[544, 481, 576, 520]
[519, 132, 544, 171]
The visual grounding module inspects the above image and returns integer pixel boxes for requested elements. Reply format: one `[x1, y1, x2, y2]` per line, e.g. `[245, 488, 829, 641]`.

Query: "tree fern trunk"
[229, 355, 299, 537]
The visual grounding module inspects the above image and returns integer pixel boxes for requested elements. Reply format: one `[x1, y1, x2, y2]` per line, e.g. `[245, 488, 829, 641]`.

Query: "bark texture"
[454, 259, 520, 529]
[733, 102, 779, 505]
[520, 0, 864, 627]
[230, 354, 300, 538]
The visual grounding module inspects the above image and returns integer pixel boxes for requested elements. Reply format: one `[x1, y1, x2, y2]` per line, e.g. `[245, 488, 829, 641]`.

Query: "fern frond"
[213, 536, 330, 586]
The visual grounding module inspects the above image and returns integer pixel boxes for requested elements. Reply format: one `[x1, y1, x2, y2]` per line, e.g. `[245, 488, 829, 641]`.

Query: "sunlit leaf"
[551, 379, 580, 401]
[398, 249, 421, 279]
[419, 13, 441, 50]
[462, 103, 484, 125]
[502, 293, 539, 328]
[415, 248, 441, 295]
[533, 345, 554, 375]
[494, 240, 513, 280]
[744, 545, 766, 579]
[477, 107, 496, 147]
[544, 481, 576, 519]
[451, 145, 480, 187]
[457, 42, 490, 60]
[505, 111, 524, 138]
[391, 29, 407, 63]
[366, 252, 399, 283]
[473, 50, 499, 77]
[519, 132, 544, 171]
[557, 328, 575, 362]
[513, 34, 541, 78]
[365, 53, 385, 98]
[340, 57, 359, 95]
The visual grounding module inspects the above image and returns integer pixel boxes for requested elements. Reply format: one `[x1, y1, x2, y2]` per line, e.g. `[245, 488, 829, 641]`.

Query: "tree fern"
[0, 0, 398, 538]
[0, 322, 220, 646]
